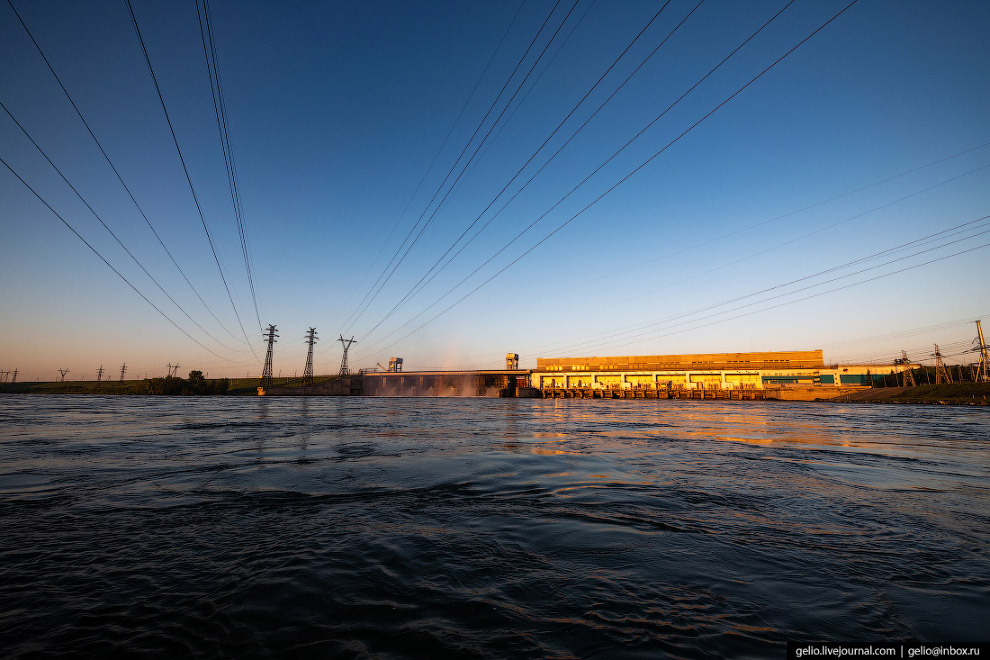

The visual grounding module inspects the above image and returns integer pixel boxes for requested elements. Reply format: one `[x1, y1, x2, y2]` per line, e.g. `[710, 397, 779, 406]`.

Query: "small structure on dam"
[361, 368, 532, 397]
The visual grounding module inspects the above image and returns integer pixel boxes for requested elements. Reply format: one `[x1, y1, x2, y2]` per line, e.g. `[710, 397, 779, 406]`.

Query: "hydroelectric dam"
[260, 350, 917, 402]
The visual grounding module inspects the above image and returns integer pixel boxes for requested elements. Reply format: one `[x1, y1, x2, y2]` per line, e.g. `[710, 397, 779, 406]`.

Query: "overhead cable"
[344, 0, 528, 311]
[355, 0, 841, 358]
[1, 99, 247, 355]
[546, 216, 990, 355]
[124, 0, 260, 362]
[342, 0, 579, 333]
[195, 0, 264, 333]
[361, 0, 697, 338]
[5, 0, 246, 344]
[0, 156, 238, 361]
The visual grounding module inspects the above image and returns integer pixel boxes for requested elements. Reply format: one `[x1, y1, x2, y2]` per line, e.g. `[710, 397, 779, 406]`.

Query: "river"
[1, 395, 987, 658]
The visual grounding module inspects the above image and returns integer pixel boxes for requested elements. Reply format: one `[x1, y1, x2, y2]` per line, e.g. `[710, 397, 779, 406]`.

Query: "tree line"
[143, 370, 229, 395]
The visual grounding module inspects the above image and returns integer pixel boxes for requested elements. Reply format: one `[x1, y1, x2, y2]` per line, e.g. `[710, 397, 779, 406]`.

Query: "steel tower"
[303, 327, 318, 385]
[261, 325, 278, 388]
[338, 335, 357, 377]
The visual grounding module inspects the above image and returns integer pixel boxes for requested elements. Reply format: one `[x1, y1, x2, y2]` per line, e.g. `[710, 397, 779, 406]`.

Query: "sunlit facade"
[531, 350, 914, 391]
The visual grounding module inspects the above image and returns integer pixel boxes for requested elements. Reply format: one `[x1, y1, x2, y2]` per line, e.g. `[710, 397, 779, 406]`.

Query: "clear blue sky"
[1, 0, 988, 380]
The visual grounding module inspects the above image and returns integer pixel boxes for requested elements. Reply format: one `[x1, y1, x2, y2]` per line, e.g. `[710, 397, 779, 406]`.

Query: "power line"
[0, 155, 238, 361]
[367, 0, 788, 336]
[356, 0, 858, 358]
[594, 240, 990, 355]
[542, 216, 990, 356]
[460, 0, 600, 186]
[543, 217, 990, 356]
[124, 0, 260, 363]
[0, 99, 244, 355]
[564, 140, 990, 291]
[5, 0, 248, 345]
[342, 0, 580, 333]
[362, 0, 700, 338]
[343, 0, 528, 311]
[195, 0, 264, 333]
[528, 164, 990, 356]
[373, 216, 988, 366]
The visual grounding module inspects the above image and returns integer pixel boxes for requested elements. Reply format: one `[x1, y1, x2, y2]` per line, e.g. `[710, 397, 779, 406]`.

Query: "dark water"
[0, 395, 987, 659]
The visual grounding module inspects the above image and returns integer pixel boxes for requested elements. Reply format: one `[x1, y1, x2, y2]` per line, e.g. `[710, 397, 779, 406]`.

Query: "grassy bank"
[0, 374, 341, 396]
[830, 382, 990, 405]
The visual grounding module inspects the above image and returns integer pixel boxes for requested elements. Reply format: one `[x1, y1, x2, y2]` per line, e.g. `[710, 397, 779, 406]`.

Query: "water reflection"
[0, 395, 986, 658]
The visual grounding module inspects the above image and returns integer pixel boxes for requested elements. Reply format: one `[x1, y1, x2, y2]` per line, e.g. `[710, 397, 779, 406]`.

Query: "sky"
[1, 0, 988, 381]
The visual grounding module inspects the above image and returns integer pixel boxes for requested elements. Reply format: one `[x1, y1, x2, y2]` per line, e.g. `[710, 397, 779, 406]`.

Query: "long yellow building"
[532, 350, 911, 391]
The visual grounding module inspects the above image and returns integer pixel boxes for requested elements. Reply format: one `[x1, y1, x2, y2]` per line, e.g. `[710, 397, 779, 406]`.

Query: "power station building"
[530, 350, 913, 391]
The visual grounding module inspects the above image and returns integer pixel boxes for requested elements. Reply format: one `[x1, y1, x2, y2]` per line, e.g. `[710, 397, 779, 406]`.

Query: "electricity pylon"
[119, 363, 127, 382]
[933, 344, 951, 384]
[975, 320, 989, 383]
[261, 325, 278, 388]
[338, 335, 356, 376]
[58, 368, 70, 382]
[303, 328, 318, 385]
[97, 365, 104, 382]
[899, 351, 915, 387]
[10, 368, 16, 384]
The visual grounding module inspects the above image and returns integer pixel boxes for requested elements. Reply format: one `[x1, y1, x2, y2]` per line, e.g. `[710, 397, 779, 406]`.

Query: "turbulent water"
[0, 395, 987, 659]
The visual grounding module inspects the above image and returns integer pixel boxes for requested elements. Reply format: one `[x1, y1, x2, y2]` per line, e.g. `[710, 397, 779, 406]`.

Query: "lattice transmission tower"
[338, 335, 357, 377]
[58, 368, 70, 382]
[261, 324, 278, 388]
[96, 365, 104, 383]
[303, 328, 318, 385]
[119, 363, 127, 382]
[899, 351, 915, 387]
[975, 320, 989, 383]
[933, 344, 951, 384]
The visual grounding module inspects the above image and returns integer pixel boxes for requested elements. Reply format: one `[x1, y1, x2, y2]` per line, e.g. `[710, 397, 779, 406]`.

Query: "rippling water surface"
[1, 395, 988, 658]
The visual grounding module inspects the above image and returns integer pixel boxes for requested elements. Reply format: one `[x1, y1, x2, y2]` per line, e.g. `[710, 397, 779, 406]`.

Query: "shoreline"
[2, 381, 988, 406]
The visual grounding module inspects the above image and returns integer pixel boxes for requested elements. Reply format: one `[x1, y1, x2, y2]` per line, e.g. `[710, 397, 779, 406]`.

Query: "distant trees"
[143, 370, 229, 395]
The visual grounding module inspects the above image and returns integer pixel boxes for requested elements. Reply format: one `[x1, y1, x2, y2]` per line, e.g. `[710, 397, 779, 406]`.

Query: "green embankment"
[0, 374, 341, 396]
[831, 382, 990, 405]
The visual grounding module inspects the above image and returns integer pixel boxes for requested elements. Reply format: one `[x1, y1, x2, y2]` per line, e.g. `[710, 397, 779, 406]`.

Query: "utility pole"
[0, 370, 8, 383]
[975, 320, 989, 383]
[261, 324, 278, 388]
[933, 345, 951, 384]
[97, 365, 104, 383]
[58, 368, 70, 382]
[167, 363, 173, 378]
[303, 327, 318, 385]
[119, 363, 127, 382]
[338, 335, 356, 376]
[10, 368, 16, 384]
